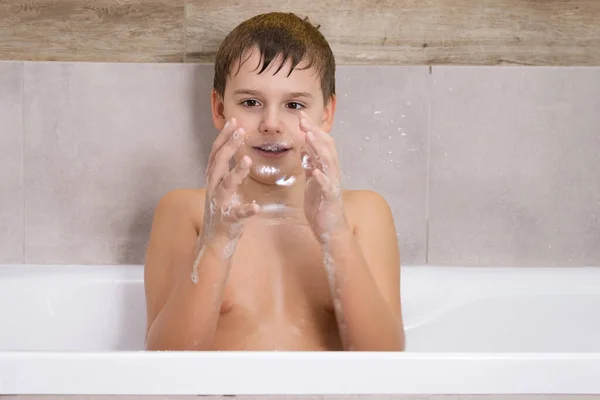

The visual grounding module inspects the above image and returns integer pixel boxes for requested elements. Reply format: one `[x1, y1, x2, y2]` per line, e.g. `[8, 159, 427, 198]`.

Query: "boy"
[143, 12, 405, 351]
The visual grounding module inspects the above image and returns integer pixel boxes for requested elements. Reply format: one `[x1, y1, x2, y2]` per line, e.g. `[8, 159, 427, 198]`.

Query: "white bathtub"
[0, 264, 599, 395]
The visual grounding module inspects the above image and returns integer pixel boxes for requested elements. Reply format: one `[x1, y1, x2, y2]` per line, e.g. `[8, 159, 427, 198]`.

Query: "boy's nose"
[259, 108, 284, 134]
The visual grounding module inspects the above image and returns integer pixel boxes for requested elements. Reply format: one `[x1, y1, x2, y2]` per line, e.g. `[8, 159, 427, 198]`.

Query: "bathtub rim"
[1, 351, 599, 395]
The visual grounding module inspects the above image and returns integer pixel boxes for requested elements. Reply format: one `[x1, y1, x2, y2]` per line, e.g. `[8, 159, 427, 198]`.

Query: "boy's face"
[211, 47, 336, 185]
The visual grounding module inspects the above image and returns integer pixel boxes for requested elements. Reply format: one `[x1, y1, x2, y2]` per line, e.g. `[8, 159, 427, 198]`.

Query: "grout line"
[21, 61, 26, 264]
[424, 65, 433, 264]
[182, 0, 187, 63]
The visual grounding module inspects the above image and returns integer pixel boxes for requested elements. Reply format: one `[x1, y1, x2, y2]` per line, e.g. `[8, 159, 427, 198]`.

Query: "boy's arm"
[144, 118, 256, 351]
[326, 190, 405, 351]
[144, 190, 231, 351]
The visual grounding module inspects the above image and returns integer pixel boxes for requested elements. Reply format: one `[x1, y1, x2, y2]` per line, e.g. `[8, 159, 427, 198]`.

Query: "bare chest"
[213, 224, 341, 350]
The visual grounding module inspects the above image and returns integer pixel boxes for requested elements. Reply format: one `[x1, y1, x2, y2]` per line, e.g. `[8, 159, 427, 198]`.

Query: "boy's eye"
[241, 99, 260, 107]
[286, 102, 304, 110]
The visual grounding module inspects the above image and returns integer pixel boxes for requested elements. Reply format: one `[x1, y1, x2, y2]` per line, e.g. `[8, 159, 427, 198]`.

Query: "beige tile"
[0, 0, 184, 62]
[0, 61, 24, 263]
[23, 63, 214, 264]
[429, 66, 600, 266]
[335, 66, 430, 265]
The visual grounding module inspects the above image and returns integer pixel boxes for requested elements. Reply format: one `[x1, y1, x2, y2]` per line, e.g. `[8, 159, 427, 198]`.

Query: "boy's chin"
[248, 164, 302, 187]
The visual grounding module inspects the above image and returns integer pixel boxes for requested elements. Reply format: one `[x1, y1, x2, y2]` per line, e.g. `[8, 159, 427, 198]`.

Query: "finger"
[234, 203, 260, 220]
[298, 111, 332, 145]
[206, 123, 241, 182]
[302, 153, 314, 182]
[305, 130, 333, 174]
[208, 128, 246, 189]
[301, 148, 317, 170]
[220, 156, 252, 192]
[299, 112, 339, 172]
[312, 169, 341, 201]
[207, 118, 238, 173]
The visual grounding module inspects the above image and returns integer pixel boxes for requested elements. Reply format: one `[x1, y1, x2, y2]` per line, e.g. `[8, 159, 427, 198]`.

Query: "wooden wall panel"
[1, 0, 599, 65]
[186, 0, 600, 65]
[0, 0, 184, 62]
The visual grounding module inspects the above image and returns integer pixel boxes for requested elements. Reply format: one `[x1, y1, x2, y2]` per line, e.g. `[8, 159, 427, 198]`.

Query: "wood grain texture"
[0, 0, 184, 62]
[0, 0, 599, 65]
[185, 0, 600, 65]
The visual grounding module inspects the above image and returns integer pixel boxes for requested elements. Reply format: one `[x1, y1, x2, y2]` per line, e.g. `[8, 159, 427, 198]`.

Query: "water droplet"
[365, 136, 370, 140]
[388, 136, 392, 139]
[401, 114, 406, 118]
[359, 147, 363, 151]
[389, 150, 392, 154]
[401, 132, 407, 136]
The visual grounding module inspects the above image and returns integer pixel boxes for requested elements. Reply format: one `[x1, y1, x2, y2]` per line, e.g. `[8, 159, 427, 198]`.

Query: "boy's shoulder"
[342, 189, 395, 231]
[153, 188, 206, 226]
[342, 189, 391, 212]
[156, 188, 206, 209]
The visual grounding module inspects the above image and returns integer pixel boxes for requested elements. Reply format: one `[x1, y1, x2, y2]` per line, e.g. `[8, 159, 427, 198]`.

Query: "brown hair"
[213, 12, 336, 104]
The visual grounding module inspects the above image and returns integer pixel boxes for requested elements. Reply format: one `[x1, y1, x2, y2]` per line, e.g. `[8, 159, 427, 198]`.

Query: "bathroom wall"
[1, 60, 599, 267]
[1, 0, 599, 66]
[0, 1, 599, 267]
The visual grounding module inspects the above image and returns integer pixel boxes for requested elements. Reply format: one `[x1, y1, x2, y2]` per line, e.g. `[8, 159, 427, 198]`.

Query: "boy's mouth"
[252, 142, 292, 158]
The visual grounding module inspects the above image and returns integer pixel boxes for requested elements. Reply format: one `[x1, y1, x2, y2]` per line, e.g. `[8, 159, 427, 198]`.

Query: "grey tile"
[0, 61, 24, 263]
[429, 66, 600, 266]
[23, 63, 214, 264]
[335, 66, 430, 265]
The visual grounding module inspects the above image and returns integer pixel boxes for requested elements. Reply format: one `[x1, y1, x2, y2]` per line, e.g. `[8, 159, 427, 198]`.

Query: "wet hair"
[213, 12, 336, 104]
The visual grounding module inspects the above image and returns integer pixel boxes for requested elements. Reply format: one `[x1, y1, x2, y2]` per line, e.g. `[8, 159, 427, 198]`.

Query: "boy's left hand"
[298, 111, 350, 242]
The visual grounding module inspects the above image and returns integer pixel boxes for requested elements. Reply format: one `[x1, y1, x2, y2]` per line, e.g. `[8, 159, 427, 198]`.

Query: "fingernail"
[237, 128, 246, 141]
[224, 120, 230, 129]
[307, 131, 315, 141]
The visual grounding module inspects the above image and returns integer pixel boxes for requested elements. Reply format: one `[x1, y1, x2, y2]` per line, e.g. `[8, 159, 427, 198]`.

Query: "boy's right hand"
[200, 118, 259, 258]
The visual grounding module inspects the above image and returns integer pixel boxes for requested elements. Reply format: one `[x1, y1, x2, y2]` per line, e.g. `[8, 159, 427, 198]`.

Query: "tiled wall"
[0, 61, 599, 267]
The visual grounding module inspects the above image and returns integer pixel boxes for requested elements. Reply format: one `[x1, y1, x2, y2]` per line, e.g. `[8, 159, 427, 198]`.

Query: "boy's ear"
[211, 88, 226, 130]
[321, 94, 337, 133]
